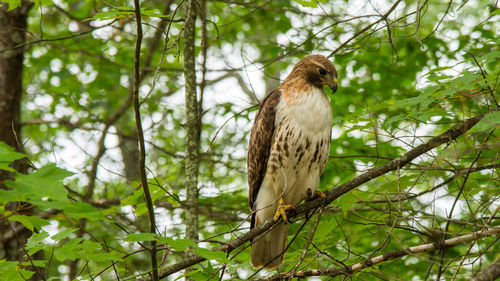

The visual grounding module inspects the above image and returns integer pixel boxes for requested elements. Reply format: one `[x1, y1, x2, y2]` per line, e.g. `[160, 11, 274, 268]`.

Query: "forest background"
[0, 0, 499, 280]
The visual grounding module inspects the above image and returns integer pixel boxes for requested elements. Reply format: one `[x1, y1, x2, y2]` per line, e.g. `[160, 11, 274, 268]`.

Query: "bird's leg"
[305, 188, 326, 220]
[306, 188, 325, 201]
[273, 197, 294, 224]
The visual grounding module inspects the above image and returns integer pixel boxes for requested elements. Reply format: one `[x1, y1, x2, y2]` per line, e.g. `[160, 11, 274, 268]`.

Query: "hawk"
[248, 54, 338, 269]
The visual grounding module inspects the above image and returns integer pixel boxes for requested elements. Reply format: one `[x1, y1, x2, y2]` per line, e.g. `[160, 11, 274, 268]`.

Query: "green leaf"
[470, 111, 500, 133]
[25, 231, 49, 249]
[194, 247, 230, 263]
[480, 50, 500, 65]
[337, 192, 357, 216]
[315, 217, 336, 241]
[121, 187, 145, 206]
[123, 184, 163, 216]
[141, 9, 169, 18]
[63, 202, 108, 221]
[53, 239, 110, 262]
[33, 0, 53, 9]
[158, 237, 196, 251]
[8, 215, 49, 231]
[25, 231, 50, 255]
[134, 203, 150, 216]
[124, 233, 157, 242]
[382, 114, 406, 130]
[2, 0, 22, 11]
[0, 188, 23, 205]
[149, 184, 164, 203]
[391, 94, 434, 111]
[86, 251, 122, 262]
[491, 8, 500, 16]
[4, 164, 73, 205]
[52, 238, 83, 261]
[295, 0, 317, 8]
[88, 10, 134, 21]
[0, 142, 25, 172]
[0, 260, 18, 272]
[51, 228, 79, 241]
[0, 259, 35, 281]
[427, 66, 452, 74]
[54, 239, 103, 261]
[19, 260, 46, 269]
[408, 110, 433, 123]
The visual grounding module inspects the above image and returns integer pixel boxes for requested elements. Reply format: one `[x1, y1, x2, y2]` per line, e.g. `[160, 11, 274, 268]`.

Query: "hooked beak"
[326, 77, 338, 93]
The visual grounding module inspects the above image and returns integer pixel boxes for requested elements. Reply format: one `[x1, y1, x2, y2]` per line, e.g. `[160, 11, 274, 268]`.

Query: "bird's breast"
[261, 87, 332, 205]
[277, 87, 332, 134]
[270, 87, 332, 174]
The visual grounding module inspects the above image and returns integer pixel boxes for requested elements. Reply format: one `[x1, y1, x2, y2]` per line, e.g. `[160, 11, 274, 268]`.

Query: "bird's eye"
[318, 68, 327, 76]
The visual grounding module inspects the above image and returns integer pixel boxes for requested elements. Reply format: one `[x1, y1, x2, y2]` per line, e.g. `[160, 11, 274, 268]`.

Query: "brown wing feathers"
[247, 89, 282, 229]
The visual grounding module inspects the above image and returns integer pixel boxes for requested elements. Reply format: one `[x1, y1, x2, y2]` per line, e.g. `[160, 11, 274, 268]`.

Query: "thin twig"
[291, 206, 325, 274]
[436, 131, 491, 279]
[328, 0, 402, 58]
[132, 0, 158, 280]
[463, 50, 499, 108]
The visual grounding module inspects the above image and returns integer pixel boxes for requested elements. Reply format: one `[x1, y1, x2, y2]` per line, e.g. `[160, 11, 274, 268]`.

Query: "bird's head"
[286, 54, 338, 93]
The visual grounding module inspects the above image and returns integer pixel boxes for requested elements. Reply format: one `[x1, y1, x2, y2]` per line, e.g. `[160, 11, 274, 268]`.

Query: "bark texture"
[471, 255, 500, 281]
[0, 2, 30, 177]
[183, 0, 199, 243]
[0, 2, 43, 280]
[182, 3, 201, 279]
[118, 128, 140, 181]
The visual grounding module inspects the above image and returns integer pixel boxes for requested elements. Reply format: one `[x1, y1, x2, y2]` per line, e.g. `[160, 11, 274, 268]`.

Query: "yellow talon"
[273, 197, 294, 223]
[314, 190, 326, 198]
[307, 189, 326, 201]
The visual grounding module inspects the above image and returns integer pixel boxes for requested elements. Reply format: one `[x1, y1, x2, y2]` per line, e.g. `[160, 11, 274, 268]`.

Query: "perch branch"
[148, 109, 496, 280]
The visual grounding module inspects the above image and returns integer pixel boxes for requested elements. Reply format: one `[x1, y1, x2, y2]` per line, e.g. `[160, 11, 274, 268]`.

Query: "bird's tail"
[250, 222, 288, 269]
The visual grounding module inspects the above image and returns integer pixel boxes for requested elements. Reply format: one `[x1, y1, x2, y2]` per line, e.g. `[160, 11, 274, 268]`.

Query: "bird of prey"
[247, 54, 338, 269]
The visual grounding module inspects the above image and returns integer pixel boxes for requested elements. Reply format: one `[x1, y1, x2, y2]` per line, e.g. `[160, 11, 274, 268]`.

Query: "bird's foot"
[273, 197, 294, 224]
[306, 188, 325, 201]
[305, 189, 326, 220]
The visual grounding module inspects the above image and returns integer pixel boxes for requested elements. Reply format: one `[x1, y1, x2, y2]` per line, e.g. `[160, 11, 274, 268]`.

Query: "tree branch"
[148, 109, 497, 279]
[294, 109, 496, 219]
[258, 226, 500, 280]
[360, 163, 500, 204]
[132, 0, 158, 280]
[471, 255, 500, 281]
[328, 0, 402, 57]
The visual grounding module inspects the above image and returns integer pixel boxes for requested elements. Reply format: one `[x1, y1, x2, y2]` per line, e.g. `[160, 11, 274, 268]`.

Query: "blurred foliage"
[0, 0, 499, 280]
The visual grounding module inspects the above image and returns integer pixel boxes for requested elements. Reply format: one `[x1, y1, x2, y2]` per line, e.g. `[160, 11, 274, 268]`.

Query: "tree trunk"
[118, 127, 140, 181]
[0, 2, 31, 176]
[183, 0, 200, 273]
[0, 2, 43, 280]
